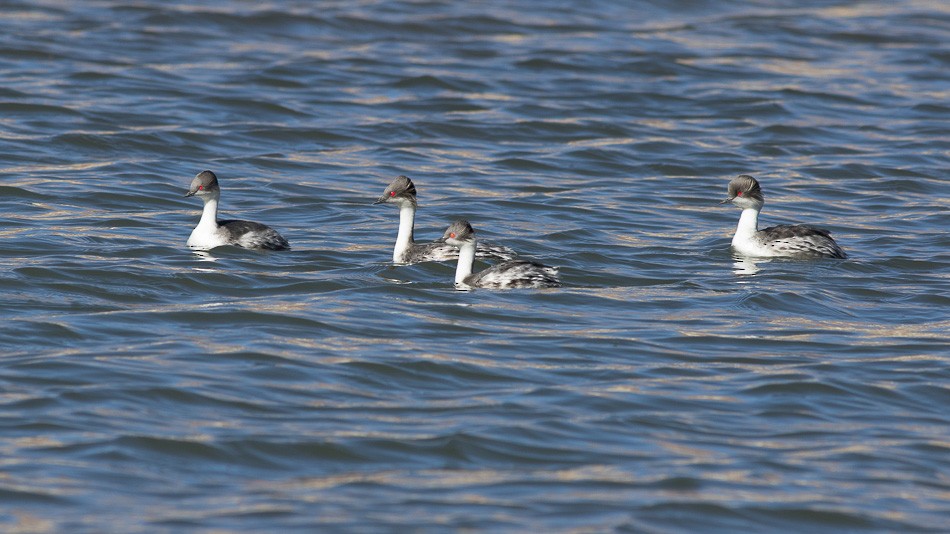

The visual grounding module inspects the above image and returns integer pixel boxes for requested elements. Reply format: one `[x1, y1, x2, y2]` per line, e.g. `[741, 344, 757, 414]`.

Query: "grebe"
[442, 220, 560, 290]
[373, 175, 515, 264]
[185, 170, 290, 251]
[722, 174, 846, 259]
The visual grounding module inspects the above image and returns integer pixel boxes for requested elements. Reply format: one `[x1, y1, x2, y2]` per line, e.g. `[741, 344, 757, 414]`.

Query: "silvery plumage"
[373, 175, 515, 264]
[185, 170, 290, 251]
[723, 174, 846, 259]
[442, 220, 560, 290]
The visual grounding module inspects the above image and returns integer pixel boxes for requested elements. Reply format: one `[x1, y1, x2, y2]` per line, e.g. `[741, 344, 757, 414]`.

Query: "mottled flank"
[759, 224, 846, 259]
[405, 239, 517, 264]
[464, 260, 561, 289]
[220, 220, 291, 251]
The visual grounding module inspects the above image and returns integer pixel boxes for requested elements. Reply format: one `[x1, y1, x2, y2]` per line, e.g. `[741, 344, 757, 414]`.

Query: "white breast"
[731, 233, 779, 257]
[187, 225, 230, 250]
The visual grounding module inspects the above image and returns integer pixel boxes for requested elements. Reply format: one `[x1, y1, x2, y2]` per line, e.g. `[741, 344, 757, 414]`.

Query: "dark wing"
[407, 239, 517, 264]
[475, 240, 517, 261]
[468, 260, 561, 289]
[761, 224, 834, 239]
[760, 224, 846, 259]
[408, 241, 460, 263]
[219, 219, 290, 250]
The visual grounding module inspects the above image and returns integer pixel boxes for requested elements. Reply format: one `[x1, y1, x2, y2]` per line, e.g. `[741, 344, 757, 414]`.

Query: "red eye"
[198, 185, 204, 190]
[449, 232, 456, 238]
[390, 191, 396, 197]
[736, 191, 742, 196]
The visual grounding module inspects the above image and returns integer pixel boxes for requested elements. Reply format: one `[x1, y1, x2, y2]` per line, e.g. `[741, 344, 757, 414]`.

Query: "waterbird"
[185, 170, 290, 251]
[722, 174, 846, 259]
[373, 175, 515, 264]
[442, 219, 560, 290]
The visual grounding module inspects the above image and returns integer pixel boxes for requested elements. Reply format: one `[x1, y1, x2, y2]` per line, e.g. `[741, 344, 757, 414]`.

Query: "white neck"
[187, 192, 223, 249]
[732, 207, 760, 245]
[197, 194, 220, 230]
[393, 203, 416, 262]
[454, 241, 476, 285]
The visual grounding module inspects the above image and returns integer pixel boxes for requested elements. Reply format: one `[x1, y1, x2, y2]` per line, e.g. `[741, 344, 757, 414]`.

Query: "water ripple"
[1, 0, 949, 532]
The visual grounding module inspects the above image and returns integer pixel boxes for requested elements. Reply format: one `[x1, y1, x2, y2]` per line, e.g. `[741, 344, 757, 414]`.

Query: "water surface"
[1, 1, 949, 532]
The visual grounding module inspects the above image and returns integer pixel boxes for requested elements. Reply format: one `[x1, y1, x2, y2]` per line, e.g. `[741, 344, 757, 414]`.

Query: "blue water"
[1, 1, 949, 531]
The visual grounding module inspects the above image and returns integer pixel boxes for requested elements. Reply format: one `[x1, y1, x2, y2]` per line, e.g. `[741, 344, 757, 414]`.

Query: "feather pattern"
[442, 220, 560, 290]
[374, 175, 515, 264]
[724, 175, 846, 259]
[185, 170, 290, 251]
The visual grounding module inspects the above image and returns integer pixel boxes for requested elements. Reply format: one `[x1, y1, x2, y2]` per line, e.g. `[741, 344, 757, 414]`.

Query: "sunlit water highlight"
[1, 1, 948, 532]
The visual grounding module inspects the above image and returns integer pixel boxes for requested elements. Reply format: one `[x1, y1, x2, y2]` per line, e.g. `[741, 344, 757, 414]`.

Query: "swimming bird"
[373, 175, 515, 264]
[185, 170, 290, 251]
[722, 174, 846, 259]
[442, 219, 560, 290]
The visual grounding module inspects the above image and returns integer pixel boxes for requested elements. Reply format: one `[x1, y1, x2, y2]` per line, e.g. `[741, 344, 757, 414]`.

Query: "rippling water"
[2, 1, 949, 531]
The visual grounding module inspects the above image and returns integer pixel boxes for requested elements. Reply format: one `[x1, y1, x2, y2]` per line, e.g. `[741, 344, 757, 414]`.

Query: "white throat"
[732, 207, 760, 247]
[187, 193, 222, 248]
[393, 203, 416, 263]
[199, 194, 220, 226]
[454, 241, 476, 286]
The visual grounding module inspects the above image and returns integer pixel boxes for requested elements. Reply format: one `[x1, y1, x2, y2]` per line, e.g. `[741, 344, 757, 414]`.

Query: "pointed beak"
[719, 196, 734, 205]
[185, 190, 196, 197]
[372, 196, 386, 205]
